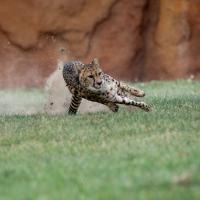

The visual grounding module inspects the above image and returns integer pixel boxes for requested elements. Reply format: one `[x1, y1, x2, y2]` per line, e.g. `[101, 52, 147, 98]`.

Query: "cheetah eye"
[98, 72, 102, 76]
[88, 75, 93, 78]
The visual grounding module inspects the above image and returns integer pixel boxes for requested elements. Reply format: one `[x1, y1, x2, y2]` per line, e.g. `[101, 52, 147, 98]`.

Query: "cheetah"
[63, 58, 151, 114]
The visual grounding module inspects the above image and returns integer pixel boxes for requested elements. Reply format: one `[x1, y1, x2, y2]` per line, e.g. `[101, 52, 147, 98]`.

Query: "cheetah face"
[79, 58, 103, 90]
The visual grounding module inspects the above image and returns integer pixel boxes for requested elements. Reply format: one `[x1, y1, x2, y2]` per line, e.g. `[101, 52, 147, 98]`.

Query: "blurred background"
[0, 0, 200, 88]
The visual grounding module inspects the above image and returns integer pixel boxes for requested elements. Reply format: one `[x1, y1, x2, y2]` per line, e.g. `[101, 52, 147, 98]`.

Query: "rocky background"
[0, 0, 200, 88]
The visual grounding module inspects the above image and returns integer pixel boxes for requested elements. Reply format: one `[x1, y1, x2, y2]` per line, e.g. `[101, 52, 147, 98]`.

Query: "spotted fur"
[63, 58, 151, 114]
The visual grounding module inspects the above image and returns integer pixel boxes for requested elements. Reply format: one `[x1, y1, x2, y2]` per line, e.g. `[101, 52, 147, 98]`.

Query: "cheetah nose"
[96, 81, 102, 86]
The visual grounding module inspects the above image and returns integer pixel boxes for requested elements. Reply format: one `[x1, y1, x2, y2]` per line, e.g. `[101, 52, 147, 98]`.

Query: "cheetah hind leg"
[120, 82, 145, 97]
[114, 95, 151, 112]
[68, 94, 82, 115]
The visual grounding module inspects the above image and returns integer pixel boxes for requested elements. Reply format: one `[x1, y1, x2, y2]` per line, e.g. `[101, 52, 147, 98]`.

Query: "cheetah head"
[79, 58, 103, 90]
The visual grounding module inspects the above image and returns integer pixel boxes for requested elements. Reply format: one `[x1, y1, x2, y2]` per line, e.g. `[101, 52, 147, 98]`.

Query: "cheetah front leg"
[119, 82, 145, 97]
[68, 93, 82, 115]
[113, 95, 151, 112]
[105, 102, 119, 112]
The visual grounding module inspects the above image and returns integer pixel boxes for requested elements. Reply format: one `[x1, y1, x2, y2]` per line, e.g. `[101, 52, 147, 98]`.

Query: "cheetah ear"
[92, 58, 100, 66]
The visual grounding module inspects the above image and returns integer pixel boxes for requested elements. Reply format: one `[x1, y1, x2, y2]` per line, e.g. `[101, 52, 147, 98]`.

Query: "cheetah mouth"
[88, 85, 101, 92]
[94, 85, 101, 89]
[92, 83, 101, 89]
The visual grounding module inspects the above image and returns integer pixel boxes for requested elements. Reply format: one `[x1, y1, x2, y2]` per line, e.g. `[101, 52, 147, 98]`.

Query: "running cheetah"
[63, 58, 151, 114]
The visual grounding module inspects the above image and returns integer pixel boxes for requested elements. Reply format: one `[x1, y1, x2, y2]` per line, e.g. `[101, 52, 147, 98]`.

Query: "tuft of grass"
[0, 80, 200, 200]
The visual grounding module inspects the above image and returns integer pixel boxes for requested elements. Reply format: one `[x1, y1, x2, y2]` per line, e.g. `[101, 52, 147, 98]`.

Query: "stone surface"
[144, 0, 191, 80]
[0, 0, 200, 88]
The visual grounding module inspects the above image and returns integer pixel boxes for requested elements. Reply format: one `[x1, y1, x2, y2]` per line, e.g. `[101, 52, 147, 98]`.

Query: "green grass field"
[0, 80, 200, 200]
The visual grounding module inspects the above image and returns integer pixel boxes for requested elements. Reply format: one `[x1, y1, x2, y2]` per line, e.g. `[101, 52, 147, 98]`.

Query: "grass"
[0, 80, 200, 200]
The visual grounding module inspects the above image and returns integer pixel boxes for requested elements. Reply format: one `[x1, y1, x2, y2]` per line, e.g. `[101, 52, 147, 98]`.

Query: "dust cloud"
[44, 59, 109, 114]
[0, 59, 109, 115]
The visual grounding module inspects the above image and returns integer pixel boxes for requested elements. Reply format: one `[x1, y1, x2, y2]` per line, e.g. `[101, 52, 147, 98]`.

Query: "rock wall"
[0, 0, 199, 88]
